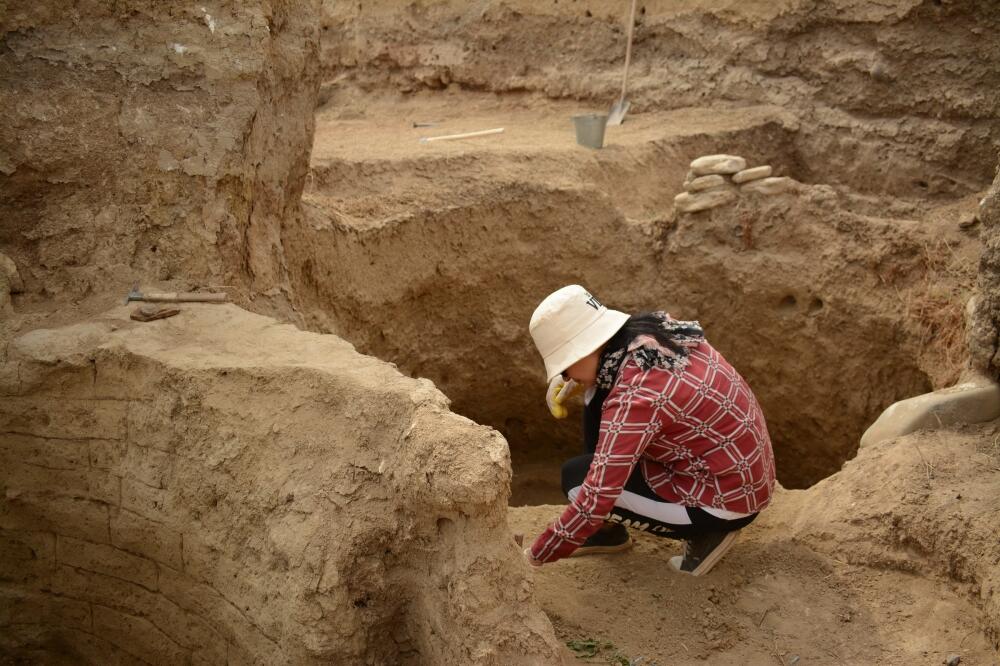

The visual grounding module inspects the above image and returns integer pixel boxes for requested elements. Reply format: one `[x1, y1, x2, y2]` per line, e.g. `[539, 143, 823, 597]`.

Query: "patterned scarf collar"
[595, 312, 705, 390]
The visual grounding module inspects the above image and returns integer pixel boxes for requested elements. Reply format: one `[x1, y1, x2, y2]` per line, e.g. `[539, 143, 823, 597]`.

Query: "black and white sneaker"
[669, 530, 740, 576]
[569, 522, 632, 557]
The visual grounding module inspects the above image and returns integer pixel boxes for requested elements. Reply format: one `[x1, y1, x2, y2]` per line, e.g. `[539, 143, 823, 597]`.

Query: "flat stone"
[860, 376, 1000, 448]
[674, 188, 737, 213]
[685, 175, 726, 192]
[740, 176, 796, 195]
[732, 165, 773, 184]
[690, 154, 747, 176]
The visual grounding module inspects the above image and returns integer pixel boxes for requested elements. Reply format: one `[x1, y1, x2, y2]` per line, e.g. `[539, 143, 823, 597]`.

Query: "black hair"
[601, 312, 701, 360]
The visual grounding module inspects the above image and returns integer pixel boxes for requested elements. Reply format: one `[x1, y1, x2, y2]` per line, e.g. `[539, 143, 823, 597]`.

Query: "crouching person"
[523, 285, 776, 576]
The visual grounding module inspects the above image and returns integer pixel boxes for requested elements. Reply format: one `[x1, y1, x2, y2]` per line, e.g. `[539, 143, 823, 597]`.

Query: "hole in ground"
[289, 93, 973, 504]
[288, 198, 937, 503]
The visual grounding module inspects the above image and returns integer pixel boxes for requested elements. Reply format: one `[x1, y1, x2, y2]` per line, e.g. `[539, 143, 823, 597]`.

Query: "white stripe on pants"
[567, 486, 751, 525]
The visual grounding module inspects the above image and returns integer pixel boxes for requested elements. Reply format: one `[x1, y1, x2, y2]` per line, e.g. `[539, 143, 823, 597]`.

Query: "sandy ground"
[505, 413, 1000, 665]
[511, 498, 996, 665]
[313, 90, 790, 164]
[308, 88, 798, 229]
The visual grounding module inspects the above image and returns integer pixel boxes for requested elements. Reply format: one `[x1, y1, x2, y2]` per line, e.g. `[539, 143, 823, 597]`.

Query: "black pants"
[561, 454, 758, 540]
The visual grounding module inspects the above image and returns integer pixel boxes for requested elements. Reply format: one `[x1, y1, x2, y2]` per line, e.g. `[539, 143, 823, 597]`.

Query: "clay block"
[4, 462, 119, 506]
[127, 399, 183, 453]
[57, 535, 158, 590]
[861, 378, 1000, 448]
[1, 494, 109, 544]
[50, 563, 226, 662]
[732, 165, 773, 183]
[0, 432, 89, 470]
[740, 176, 797, 195]
[180, 535, 276, 644]
[0, 589, 91, 631]
[690, 154, 747, 176]
[92, 604, 190, 664]
[685, 174, 726, 192]
[180, 536, 222, 584]
[43, 627, 149, 666]
[51, 564, 158, 616]
[92, 349, 158, 401]
[89, 438, 127, 471]
[12, 360, 96, 399]
[121, 477, 172, 524]
[111, 509, 183, 569]
[159, 603, 228, 665]
[158, 566, 284, 663]
[0, 398, 126, 441]
[674, 188, 737, 213]
[123, 444, 174, 489]
[0, 529, 56, 585]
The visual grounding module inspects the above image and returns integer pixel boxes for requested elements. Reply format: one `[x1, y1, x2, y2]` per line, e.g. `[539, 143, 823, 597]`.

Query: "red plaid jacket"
[530, 341, 775, 563]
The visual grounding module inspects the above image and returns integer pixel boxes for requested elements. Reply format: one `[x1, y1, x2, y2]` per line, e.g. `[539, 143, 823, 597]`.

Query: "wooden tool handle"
[143, 292, 228, 303]
[620, 0, 638, 101]
[420, 127, 505, 143]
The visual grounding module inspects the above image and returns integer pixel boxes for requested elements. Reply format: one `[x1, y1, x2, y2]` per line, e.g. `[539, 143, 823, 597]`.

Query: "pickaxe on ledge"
[124, 283, 228, 305]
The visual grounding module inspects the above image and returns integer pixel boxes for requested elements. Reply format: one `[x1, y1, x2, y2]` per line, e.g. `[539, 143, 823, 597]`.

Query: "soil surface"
[511, 419, 1000, 665]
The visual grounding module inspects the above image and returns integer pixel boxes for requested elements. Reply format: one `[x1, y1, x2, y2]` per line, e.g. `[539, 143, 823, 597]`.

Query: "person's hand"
[546, 375, 582, 419]
[523, 547, 542, 567]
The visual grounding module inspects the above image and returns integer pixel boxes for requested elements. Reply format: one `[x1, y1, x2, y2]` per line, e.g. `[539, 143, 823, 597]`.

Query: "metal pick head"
[125, 282, 141, 305]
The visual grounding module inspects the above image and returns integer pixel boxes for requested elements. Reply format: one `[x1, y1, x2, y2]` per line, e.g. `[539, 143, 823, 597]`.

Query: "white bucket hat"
[529, 285, 629, 382]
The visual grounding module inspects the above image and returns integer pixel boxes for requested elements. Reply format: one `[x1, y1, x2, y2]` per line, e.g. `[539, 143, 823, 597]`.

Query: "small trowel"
[606, 0, 638, 127]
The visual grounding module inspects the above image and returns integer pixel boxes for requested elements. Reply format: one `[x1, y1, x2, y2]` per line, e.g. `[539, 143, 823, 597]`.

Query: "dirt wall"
[286, 172, 961, 490]
[968, 161, 1000, 379]
[320, 0, 1000, 197]
[0, 305, 566, 665]
[0, 0, 321, 310]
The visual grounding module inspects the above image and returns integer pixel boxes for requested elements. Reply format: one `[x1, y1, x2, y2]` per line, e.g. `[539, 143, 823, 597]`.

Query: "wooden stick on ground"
[419, 128, 504, 143]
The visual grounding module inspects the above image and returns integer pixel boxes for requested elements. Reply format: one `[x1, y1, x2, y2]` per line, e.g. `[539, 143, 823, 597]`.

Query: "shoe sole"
[568, 540, 633, 557]
[669, 531, 740, 576]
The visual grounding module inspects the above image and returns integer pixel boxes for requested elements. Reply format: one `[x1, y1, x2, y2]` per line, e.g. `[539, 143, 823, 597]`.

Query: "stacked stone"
[674, 154, 797, 213]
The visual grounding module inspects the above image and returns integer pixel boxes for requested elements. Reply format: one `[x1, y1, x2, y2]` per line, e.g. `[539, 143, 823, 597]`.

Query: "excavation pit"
[287, 90, 980, 503]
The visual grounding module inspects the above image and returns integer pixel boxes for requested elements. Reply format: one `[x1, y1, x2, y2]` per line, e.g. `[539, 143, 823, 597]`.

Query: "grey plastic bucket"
[572, 113, 607, 149]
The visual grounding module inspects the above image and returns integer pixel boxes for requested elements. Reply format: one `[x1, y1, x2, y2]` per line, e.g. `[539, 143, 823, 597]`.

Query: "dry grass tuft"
[901, 238, 976, 387]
